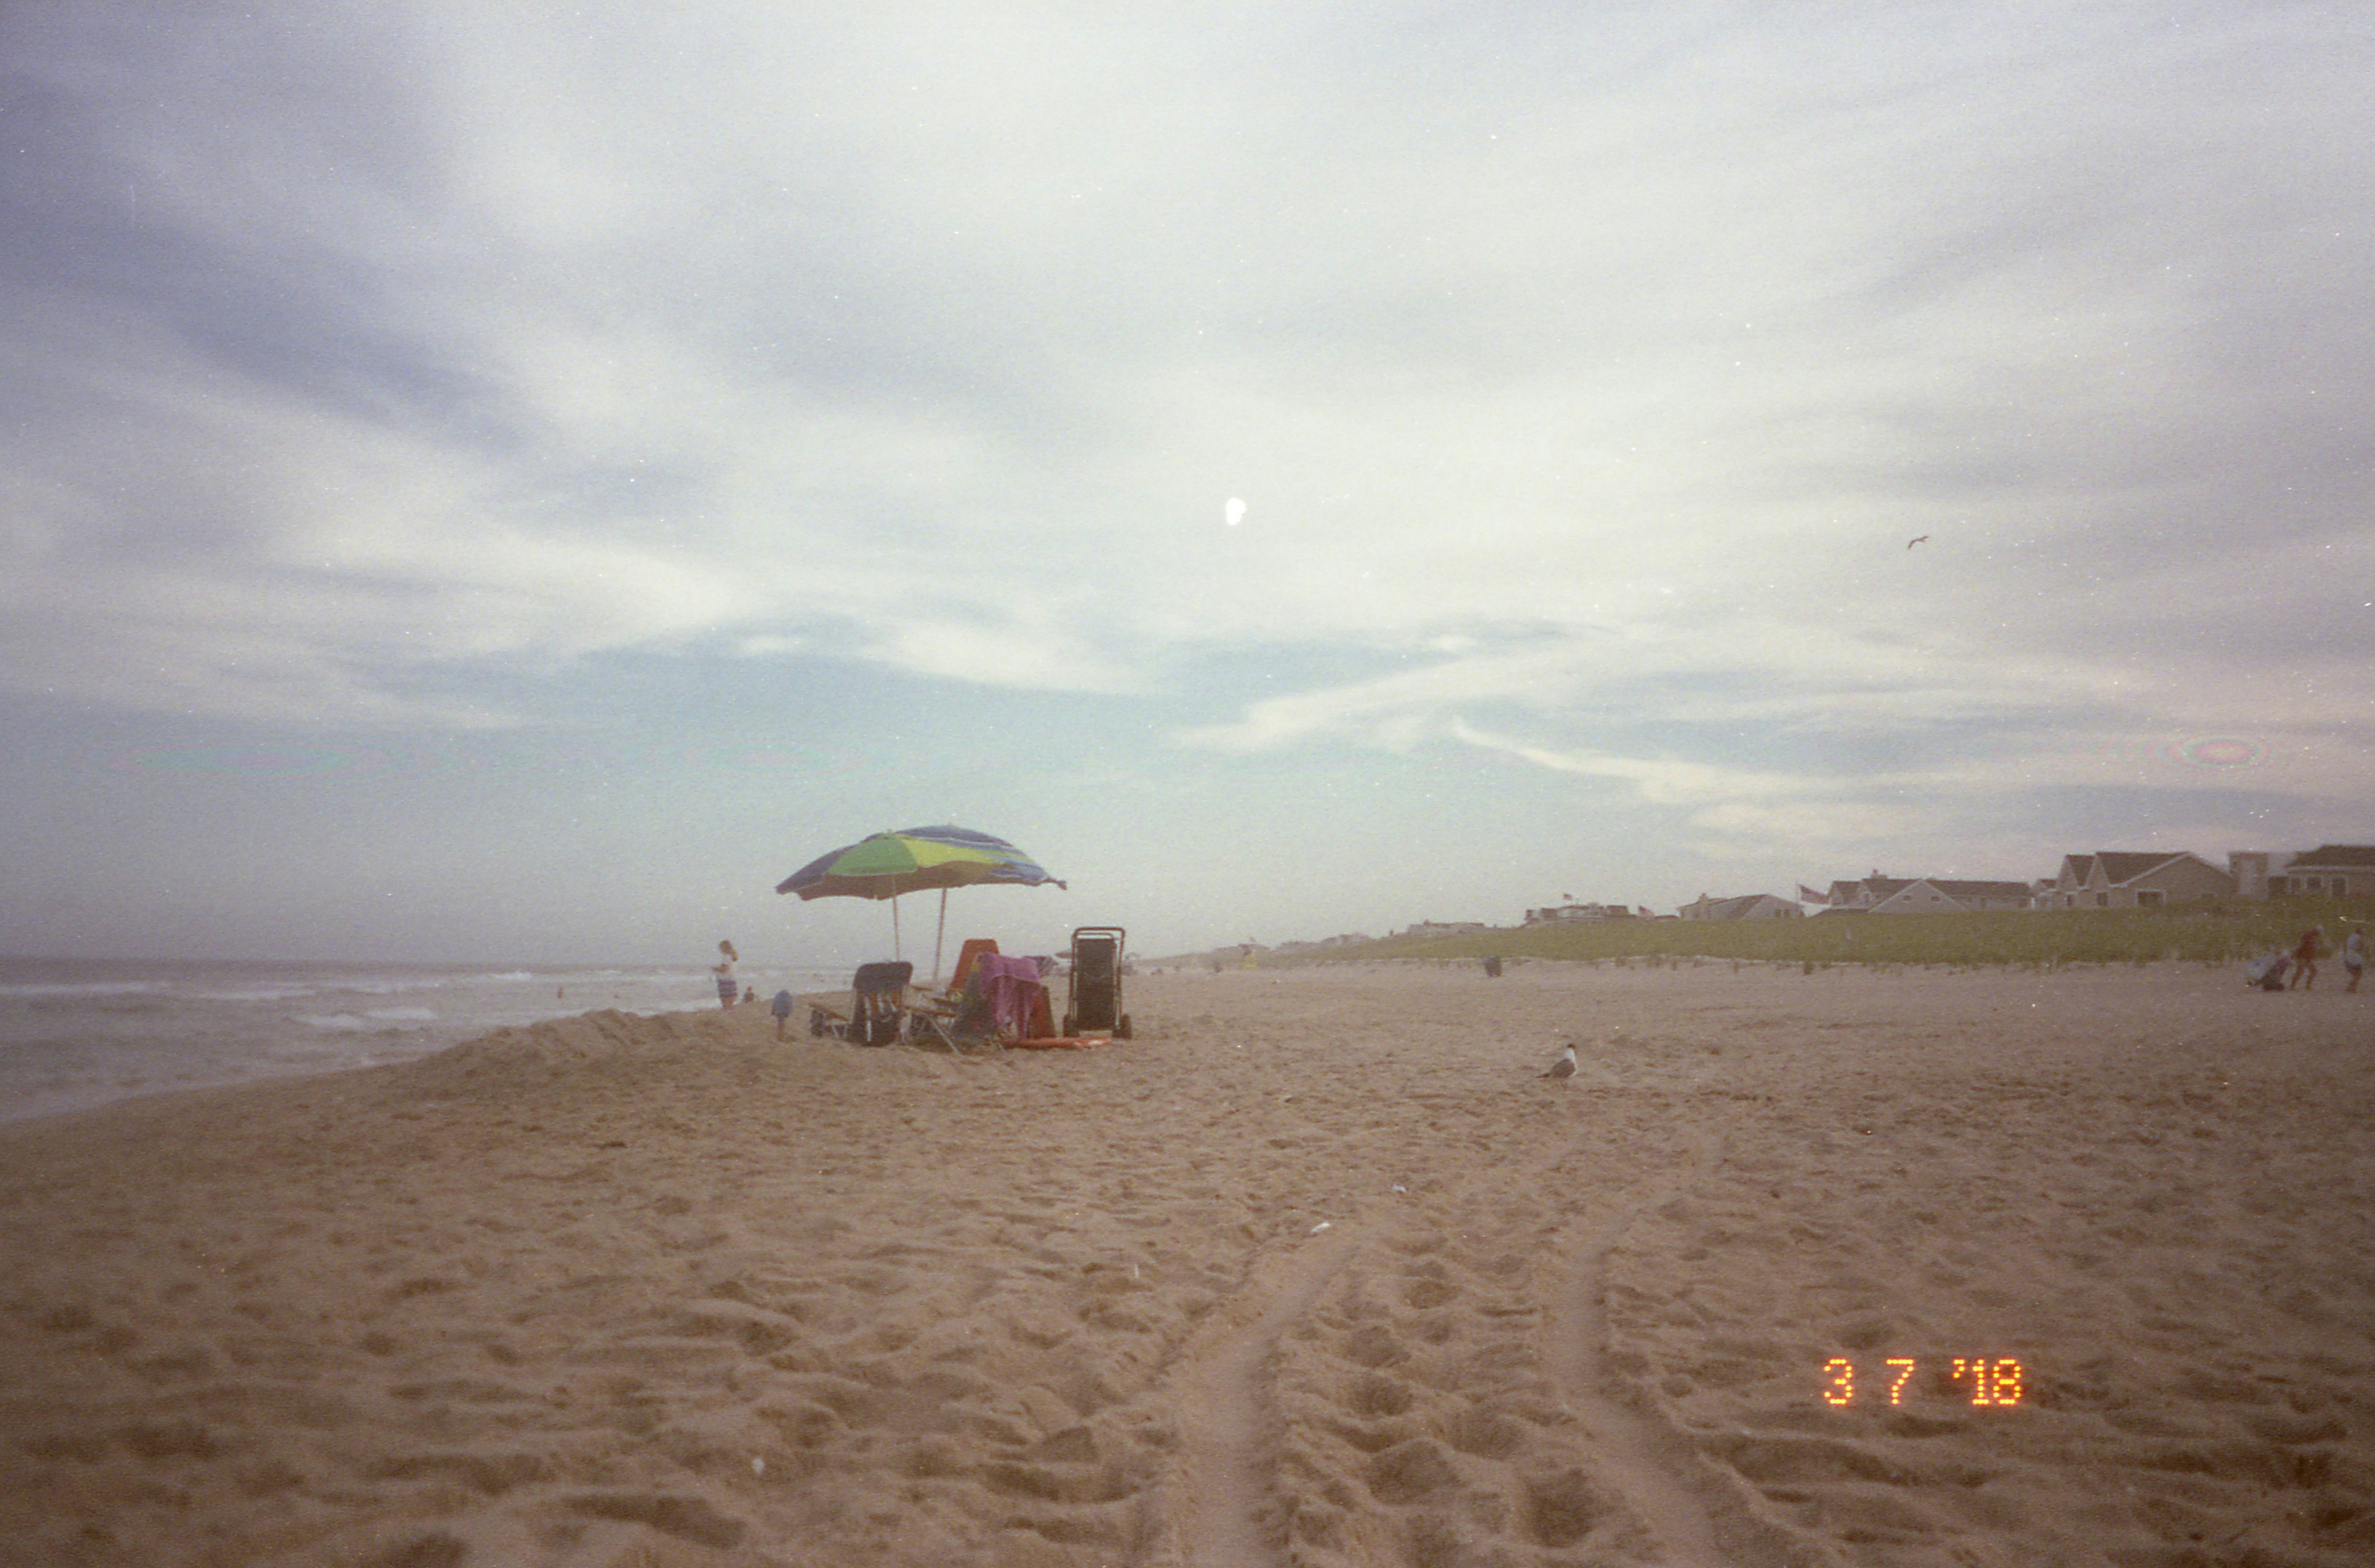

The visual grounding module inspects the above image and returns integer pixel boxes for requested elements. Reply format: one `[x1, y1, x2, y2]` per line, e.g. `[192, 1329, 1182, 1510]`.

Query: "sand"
[1, 961, 2371, 1567]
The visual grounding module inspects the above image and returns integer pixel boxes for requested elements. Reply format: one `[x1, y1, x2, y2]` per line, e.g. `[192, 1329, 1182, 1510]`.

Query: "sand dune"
[2, 962, 2370, 1566]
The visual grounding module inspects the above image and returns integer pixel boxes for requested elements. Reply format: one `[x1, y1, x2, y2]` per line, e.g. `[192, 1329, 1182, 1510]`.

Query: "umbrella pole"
[933, 888, 948, 986]
[892, 894, 901, 959]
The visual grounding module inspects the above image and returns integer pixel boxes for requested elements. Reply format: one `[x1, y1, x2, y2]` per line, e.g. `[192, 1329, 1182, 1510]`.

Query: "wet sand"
[1, 961, 2370, 1567]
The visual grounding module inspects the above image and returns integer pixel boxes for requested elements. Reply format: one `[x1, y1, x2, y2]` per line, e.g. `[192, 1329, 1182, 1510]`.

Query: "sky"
[3, 1, 2371, 968]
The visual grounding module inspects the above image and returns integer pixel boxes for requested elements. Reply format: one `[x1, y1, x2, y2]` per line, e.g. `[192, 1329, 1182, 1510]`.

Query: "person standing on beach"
[770, 988, 795, 1039]
[2345, 928, 2366, 994]
[2287, 927, 2322, 990]
[713, 940, 739, 1007]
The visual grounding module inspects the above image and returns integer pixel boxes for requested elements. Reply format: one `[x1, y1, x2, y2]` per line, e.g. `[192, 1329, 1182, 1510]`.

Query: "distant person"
[713, 940, 739, 1007]
[2344, 928, 2365, 994]
[2288, 927, 2323, 991]
[770, 988, 795, 1040]
[742, 985, 756, 1005]
[2246, 949, 2289, 991]
[1483, 956, 1503, 978]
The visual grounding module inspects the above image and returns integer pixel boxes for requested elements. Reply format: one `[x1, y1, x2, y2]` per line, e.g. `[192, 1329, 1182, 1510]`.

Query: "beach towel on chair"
[975, 953, 1046, 1038]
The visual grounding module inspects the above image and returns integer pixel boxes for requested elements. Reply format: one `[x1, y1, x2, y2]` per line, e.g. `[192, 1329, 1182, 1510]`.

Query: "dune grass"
[1255, 901, 2369, 971]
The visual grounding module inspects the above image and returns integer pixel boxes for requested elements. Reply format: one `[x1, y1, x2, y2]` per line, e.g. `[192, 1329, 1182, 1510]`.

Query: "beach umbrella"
[775, 825, 1066, 980]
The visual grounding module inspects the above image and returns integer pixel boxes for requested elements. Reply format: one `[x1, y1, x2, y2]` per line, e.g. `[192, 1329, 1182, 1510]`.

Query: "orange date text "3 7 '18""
[1821, 1357, 2024, 1407]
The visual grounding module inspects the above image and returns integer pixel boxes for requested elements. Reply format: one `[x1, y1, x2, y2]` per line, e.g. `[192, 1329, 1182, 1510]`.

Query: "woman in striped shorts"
[713, 940, 739, 1007]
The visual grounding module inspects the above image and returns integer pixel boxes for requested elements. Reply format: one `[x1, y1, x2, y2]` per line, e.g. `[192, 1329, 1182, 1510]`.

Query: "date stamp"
[1822, 1356, 2024, 1407]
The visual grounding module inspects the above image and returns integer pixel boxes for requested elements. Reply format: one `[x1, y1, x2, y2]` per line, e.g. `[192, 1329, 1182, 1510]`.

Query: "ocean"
[0, 957, 847, 1125]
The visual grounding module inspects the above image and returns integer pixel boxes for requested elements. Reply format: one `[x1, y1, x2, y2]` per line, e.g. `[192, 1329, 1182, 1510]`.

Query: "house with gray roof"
[1810, 873, 2033, 915]
[2274, 845, 2375, 898]
[1873, 878, 2035, 914]
[2041, 851, 2234, 909]
[1678, 893, 1802, 920]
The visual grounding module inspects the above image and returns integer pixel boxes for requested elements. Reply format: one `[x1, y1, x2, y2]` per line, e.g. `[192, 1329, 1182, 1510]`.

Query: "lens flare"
[2166, 736, 2267, 769]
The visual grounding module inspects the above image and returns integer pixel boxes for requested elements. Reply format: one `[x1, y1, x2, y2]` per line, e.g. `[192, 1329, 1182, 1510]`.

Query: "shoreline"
[0, 959, 849, 1131]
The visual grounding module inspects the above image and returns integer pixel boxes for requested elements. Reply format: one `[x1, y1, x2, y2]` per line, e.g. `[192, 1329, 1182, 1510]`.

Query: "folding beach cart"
[1062, 927, 1132, 1038]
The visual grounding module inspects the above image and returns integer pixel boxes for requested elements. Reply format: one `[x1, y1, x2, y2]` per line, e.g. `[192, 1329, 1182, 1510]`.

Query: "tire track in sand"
[1157, 1221, 1369, 1567]
[1156, 1116, 1620, 1568]
[1539, 1132, 1817, 1568]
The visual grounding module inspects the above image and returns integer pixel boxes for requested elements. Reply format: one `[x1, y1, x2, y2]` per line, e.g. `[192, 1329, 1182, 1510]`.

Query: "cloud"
[0, 0, 2368, 766]
[1446, 721, 1820, 807]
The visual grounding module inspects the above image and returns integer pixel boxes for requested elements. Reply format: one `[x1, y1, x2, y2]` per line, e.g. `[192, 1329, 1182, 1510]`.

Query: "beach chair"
[909, 972, 1003, 1053]
[914, 955, 1060, 1050]
[1063, 927, 1132, 1038]
[946, 938, 999, 993]
[807, 961, 915, 1044]
[850, 960, 913, 1044]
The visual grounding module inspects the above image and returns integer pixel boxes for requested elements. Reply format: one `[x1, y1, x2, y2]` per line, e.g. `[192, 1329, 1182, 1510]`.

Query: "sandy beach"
[1, 961, 2370, 1567]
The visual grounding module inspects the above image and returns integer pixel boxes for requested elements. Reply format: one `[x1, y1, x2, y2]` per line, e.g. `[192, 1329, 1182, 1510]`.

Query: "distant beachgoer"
[742, 985, 756, 1005]
[2344, 929, 2366, 994]
[1483, 956, 1503, 979]
[2247, 950, 2290, 991]
[2288, 927, 2323, 991]
[713, 941, 739, 1007]
[770, 988, 795, 1040]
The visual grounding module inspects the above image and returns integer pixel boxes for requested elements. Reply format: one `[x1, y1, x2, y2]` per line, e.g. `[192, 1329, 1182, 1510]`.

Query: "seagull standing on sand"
[1541, 1044, 1578, 1081]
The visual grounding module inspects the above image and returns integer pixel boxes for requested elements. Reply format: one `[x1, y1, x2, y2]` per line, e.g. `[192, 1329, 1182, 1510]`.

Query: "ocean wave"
[363, 1007, 437, 1024]
[293, 1013, 371, 1033]
[0, 982, 159, 998]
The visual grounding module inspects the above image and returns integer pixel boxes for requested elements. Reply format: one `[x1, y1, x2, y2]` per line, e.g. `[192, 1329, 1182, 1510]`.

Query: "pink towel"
[975, 953, 1045, 1035]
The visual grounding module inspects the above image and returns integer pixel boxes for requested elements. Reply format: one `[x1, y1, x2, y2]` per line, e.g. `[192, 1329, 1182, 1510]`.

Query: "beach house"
[1677, 893, 1802, 920]
[1522, 902, 1636, 924]
[2272, 845, 2375, 898]
[1395, 920, 1495, 938]
[2039, 852, 2236, 909]
[1810, 873, 2034, 914]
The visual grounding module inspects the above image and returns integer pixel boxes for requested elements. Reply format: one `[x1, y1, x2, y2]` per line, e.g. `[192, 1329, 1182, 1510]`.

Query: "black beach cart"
[1063, 926, 1131, 1038]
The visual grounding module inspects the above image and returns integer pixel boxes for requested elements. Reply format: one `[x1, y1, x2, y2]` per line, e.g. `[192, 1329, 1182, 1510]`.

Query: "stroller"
[1063, 926, 1132, 1038]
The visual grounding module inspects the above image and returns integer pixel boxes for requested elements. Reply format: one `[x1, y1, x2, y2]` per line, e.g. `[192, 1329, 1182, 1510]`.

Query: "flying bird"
[1541, 1044, 1577, 1081]
[1907, 534, 1930, 549]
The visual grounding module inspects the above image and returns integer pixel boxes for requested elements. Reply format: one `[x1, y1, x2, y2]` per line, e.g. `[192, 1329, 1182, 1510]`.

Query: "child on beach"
[2288, 927, 2323, 991]
[771, 988, 795, 1040]
[713, 941, 739, 1007]
[2346, 928, 2366, 994]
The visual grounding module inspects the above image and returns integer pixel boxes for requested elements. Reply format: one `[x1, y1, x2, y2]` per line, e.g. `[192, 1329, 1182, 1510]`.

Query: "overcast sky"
[3, 2, 2370, 967]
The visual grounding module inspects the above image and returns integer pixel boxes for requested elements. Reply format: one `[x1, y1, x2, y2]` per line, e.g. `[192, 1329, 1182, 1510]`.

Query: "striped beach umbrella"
[775, 826, 1065, 977]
